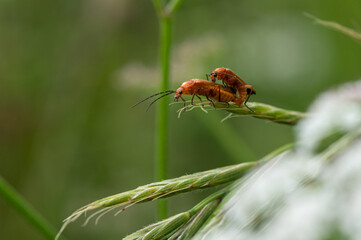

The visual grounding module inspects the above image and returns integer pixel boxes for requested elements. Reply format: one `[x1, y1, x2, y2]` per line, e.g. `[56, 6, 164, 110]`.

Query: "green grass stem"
[155, 15, 172, 220]
[153, 0, 180, 221]
[306, 13, 361, 42]
[164, 0, 184, 15]
[152, 0, 163, 17]
[0, 175, 58, 240]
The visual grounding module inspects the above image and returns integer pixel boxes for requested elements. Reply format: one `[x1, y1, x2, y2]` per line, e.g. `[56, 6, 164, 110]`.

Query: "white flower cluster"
[194, 80, 361, 240]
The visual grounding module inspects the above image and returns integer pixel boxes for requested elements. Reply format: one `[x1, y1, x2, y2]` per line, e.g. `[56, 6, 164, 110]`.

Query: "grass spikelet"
[124, 188, 227, 240]
[173, 100, 304, 125]
[183, 102, 305, 125]
[152, 212, 191, 239]
[56, 162, 258, 239]
[124, 213, 190, 240]
[173, 199, 220, 240]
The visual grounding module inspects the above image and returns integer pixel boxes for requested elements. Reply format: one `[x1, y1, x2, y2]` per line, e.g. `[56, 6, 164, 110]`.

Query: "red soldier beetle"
[131, 79, 248, 111]
[206, 67, 256, 111]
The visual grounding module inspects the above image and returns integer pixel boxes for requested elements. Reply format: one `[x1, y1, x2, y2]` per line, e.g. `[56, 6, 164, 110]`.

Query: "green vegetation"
[1, 1, 361, 239]
[0, 176, 58, 239]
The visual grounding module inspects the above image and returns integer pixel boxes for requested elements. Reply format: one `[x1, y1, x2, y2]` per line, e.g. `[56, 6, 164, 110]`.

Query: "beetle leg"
[191, 94, 195, 105]
[180, 96, 186, 108]
[196, 95, 203, 106]
[180, 96, 187, 113]
[206, 95, 216, 109]
[220, 101, 230, 108]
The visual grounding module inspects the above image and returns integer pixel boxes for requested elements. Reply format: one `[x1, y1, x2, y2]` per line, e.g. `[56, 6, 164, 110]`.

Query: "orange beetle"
[132, 79, 247, 111]
[207, 67, 256, 111]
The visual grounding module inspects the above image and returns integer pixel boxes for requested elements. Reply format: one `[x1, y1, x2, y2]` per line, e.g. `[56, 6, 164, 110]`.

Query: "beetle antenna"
[131, 90, 174, 108]
[243, 92, 255, 112]
[146, 92, 175, 112]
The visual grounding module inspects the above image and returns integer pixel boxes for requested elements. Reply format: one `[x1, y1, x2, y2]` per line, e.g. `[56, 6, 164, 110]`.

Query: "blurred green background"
[1, 0, 361, 239]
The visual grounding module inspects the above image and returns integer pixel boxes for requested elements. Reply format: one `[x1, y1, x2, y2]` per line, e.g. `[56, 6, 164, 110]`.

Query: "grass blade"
[0, 175, 58, 240]
[305, 13, 361, 42]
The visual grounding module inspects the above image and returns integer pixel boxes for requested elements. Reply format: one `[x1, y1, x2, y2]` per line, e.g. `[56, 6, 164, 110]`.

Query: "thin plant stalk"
[155, 14, 172, 220]
[0, 175, 58, 240]
[153, 0, 183, 221]
[305, 13, 361, 42]
[165, 0, 185, 15]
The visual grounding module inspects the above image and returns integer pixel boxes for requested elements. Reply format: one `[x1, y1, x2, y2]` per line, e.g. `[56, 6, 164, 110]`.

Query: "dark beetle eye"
[179, 90, 183, 94]
[213, 73, 217, 77]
